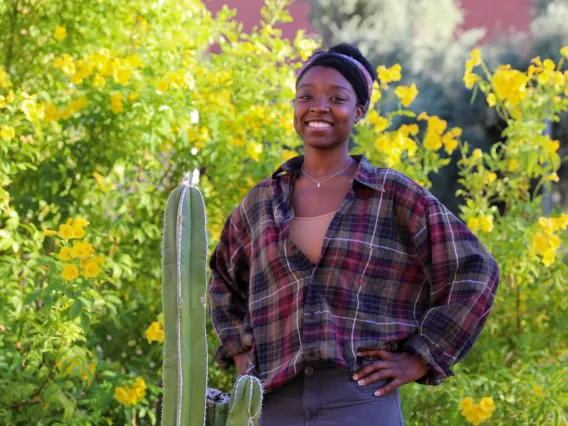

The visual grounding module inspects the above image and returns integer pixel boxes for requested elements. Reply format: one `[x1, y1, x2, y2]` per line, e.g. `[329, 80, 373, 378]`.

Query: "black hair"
[296, 43, 377, 108]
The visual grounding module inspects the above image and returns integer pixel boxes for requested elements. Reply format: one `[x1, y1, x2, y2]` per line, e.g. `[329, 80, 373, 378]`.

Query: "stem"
[4, 0, 18, 71]
[516, 285, 521, 333]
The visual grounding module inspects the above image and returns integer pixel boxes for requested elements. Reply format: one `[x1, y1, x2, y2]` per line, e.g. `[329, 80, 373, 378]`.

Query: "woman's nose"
[309, 100, 330, 113]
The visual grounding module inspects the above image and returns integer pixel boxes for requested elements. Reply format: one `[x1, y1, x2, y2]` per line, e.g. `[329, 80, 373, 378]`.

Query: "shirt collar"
[271, 154, 385, 192]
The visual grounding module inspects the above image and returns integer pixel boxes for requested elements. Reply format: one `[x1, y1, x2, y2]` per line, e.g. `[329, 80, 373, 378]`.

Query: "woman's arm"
[208, 206, 254, 369]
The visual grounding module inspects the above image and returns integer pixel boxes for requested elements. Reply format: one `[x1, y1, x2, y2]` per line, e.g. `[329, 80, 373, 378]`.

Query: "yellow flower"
[0, 68, 12, 89]
[532, 384, 544, 397]
[44, 104, 60, 122]
[61, 264, 79, 281]
[377, 64, 402, 84]
[81, 260, 101, 278]
[507, 159, 519, 171]
[552, 213, 568, 231]
[92, 254, 105, 266]
[442, 133, 458, 155]
[128, 92, 140, 102]
[58, 224, 74, 240]
[491, 67, 529, 106]
[71, 241, 95, 259]
[472, 148, 483, 160]
[467, 218, 480, 232]
[21, 99, 42, 122]
[546, 172, 560, 182]
[114, 386, 136, 406]
[547, 140, 560, 153]
[370, 81, 382, 104]
[247, 142, 263, 162]
[479, 216, 494, 233]
[70, 73, 83, 85]
[53, 26, 67, 41]
[470, 48, 482, 66]
[417, 112, 429, 121]
[42, 229, 58, 237]
[394, 84, 419, 107]
[368, 111, 389, 132]
[58, 247, 72, 261]
[487, 93, 496, 107]
[561, 46, 568, 60]
[483, 172, 497, 185]
[110, 92, 124, 114]
[459, 397, 474, 412]
[71, 218, 89, 238]
[158, 79, 169, 92]
[0, 125, 15, 141]
[281, 149, 297, 162]
[92, 74, 106, 88]
[145, 321, 164, 344]
[0, 95, 6, 109]
[463, 72, 479, 89]
[132, 377, 147, 398]
[537, 217, 555, 234]
[541, 248, 556, 267]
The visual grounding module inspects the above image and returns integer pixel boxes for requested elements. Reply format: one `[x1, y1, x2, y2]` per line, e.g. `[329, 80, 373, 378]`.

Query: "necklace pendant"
[317, 183, 321, 188]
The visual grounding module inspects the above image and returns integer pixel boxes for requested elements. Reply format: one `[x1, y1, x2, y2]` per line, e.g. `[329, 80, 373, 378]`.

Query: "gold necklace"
[301, 159, 353, 188]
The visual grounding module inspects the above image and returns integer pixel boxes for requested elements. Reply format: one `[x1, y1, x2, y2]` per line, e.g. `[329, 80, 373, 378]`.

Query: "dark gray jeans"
[259, 361, 405, 426]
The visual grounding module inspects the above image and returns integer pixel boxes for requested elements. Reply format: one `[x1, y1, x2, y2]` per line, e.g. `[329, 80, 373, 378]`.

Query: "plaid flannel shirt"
[208, 155, 499, 391]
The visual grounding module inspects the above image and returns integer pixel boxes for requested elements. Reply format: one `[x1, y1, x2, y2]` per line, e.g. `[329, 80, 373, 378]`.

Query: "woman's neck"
[302, 146, 353, 176]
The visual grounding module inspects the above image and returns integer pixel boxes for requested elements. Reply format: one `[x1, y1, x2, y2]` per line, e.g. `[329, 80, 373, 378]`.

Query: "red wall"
[205, 0, 531, 43]
[460, 0, 532, 41]
[206, 0, 315, 40]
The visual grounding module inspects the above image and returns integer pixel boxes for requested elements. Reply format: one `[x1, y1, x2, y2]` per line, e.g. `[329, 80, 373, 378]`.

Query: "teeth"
[308, 121, 331, 128]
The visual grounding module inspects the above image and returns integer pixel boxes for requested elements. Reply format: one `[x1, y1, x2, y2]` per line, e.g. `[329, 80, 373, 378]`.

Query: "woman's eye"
[297, 95, 311, 100]
[332, 97, 345, 102]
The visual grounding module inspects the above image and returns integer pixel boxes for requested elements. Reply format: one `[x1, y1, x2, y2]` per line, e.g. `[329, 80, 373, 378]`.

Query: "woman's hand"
[233, 350, 253, 376]
[352, 350, 430, 396]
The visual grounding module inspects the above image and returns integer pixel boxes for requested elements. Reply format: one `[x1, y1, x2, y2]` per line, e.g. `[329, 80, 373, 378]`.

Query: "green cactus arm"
[161, 186, 208, 426]
[226, 375, 264, 426]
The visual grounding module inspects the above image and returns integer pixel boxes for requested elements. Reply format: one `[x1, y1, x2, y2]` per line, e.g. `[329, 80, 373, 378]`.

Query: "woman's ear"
[354, 105, 365, 123]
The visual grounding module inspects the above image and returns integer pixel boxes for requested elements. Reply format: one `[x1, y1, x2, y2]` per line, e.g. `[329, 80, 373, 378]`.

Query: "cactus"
[161, 186, 209, 426]
[161, 186, 263, 426]
[226, 376, 263, 426]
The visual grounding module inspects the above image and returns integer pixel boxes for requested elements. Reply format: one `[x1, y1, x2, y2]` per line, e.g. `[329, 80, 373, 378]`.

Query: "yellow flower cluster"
[53, 26, 68, 41]
[377, 64, 402, 85]
[44, 96, 89, 122]
[463, 48, 482, 89]
[375, 125, 418, 168]
[145, 318, 164, 344]
[0, 67, 12, 89]
[0, 125, 15, 141]
[419, 113, 461, 154]
[459, 396, 495, 425]
[531, 214, 568, 267]
[467, 216, 494, 233]
[53, 49, 143, 89]
[491, 65, 530, 106]
[114, 377, 147, 406]
[530, 57, 566, 91]
[394, 84, 419, 107]
[43, 218, 105, 280]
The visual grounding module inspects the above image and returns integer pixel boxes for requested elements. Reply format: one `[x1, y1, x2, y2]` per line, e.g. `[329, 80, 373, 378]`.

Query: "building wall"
[205, 0, 533, 43]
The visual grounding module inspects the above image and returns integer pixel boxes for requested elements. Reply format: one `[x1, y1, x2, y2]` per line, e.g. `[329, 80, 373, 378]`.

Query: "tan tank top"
[289, 211, 336, 265]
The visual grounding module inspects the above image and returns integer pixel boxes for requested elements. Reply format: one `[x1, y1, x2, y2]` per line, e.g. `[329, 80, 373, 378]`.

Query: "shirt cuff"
[402, 334, 455, 385]
[214, 332, 254, 368]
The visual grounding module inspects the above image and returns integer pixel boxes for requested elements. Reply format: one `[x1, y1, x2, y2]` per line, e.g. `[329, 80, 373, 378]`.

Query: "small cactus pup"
[161, 186, 209, 426]
[226, 376, 264, 426]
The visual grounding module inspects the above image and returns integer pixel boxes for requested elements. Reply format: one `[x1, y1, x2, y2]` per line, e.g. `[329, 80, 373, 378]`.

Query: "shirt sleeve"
[208, 205, 254, 368]
[403, 194, 499, 385]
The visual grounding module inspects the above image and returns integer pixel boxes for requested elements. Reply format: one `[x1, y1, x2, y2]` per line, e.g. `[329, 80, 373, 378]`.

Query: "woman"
[208, 44, 499, 425]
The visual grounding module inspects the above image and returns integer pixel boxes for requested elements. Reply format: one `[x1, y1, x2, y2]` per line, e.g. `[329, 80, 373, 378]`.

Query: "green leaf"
[69, 299, 82, 320]
[24, 290, 43, 305]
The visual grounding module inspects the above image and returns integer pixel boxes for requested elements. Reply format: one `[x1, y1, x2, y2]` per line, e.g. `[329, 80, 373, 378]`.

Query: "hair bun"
[328, 43, 377, 81]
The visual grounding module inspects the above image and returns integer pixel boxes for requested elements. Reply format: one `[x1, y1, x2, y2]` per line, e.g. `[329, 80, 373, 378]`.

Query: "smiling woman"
[207, 43, 499, 426]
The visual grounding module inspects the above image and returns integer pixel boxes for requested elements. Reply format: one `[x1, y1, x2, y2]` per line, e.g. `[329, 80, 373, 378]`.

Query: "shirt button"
[304, 366, 314, 376]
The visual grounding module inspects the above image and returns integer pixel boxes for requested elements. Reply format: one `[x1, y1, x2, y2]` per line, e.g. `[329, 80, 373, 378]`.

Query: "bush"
[0, 1, 567, 424]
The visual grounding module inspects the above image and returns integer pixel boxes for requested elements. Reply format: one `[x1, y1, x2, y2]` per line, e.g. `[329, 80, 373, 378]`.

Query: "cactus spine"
[162, 186, 208, 426]
[226, 376, 263, 426]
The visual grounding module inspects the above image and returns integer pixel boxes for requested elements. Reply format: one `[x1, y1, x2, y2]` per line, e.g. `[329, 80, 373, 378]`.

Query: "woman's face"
[294, 66, 364, 151]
